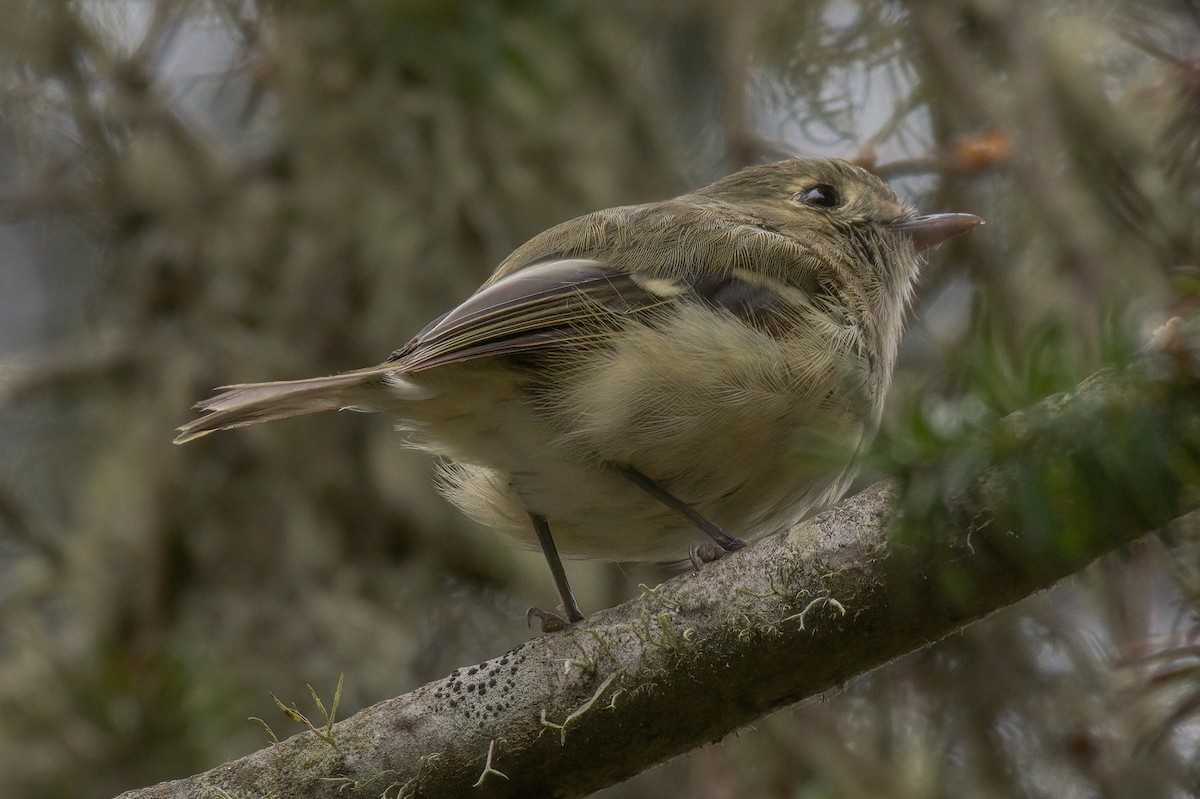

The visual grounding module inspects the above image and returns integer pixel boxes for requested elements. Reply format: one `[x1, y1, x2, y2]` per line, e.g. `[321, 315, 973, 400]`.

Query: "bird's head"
[695, 157, 982, 264]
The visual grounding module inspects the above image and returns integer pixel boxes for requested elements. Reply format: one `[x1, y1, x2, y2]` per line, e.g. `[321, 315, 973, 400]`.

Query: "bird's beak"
[889, 213, 983, 251]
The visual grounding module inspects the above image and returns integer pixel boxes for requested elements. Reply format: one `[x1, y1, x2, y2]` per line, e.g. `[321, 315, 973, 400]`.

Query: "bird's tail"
[174, 365, 407, 444]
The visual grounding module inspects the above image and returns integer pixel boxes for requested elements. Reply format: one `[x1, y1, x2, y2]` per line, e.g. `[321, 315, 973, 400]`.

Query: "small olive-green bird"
[176, 157, 980, 627]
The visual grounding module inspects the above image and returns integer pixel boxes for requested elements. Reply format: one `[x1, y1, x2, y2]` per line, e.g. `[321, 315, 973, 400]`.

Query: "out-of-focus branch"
[864, 130, 1011, 178]
[113, 345, 1200, 799]
[0, 340, 139, 406]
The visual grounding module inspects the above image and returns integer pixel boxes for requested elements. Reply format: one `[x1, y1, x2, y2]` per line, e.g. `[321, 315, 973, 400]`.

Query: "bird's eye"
[796, 184, 842, 209]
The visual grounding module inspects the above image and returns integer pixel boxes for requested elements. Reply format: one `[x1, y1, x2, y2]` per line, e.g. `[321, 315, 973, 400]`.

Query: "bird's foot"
[688, 539, 745, 573]
[526, 606, 581, 634]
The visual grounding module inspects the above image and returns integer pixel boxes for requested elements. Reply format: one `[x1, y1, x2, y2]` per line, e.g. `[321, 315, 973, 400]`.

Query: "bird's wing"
[388, 259, 678, 371]
[388, 257, 810, 372]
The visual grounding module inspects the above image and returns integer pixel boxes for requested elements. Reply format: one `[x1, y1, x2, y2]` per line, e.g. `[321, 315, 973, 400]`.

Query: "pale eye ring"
[796, 184, 843, 209]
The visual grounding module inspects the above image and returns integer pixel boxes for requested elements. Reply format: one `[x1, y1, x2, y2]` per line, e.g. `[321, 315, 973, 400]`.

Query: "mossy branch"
[114, 353, 1200, 799]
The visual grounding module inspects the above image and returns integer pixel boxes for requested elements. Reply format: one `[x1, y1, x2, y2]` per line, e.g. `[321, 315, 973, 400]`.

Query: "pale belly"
[438, 454, 857, 561]
[388, 308, 875, 562]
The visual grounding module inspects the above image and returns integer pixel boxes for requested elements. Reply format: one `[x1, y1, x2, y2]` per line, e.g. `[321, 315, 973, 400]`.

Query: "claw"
[527, 607, 573, 633]
[689, 542, 726, 573]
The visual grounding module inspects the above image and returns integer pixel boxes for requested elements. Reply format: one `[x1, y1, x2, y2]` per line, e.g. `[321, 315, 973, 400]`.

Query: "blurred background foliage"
[0, 0, 1198, 797]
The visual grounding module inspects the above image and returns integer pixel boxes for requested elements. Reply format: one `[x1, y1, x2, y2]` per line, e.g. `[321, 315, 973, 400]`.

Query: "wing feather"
[386, 258, 819, 373]
[390, 259, 675, 371]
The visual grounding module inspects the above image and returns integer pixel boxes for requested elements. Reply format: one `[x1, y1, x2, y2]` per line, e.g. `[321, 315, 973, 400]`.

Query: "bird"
[175, 157, 981, 629]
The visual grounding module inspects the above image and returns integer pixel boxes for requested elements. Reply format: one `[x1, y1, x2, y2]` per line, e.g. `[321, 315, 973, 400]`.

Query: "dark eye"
[796, 184, 842, 209]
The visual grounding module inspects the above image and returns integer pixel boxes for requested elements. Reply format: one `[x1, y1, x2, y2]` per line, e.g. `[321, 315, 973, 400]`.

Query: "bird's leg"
[614, 464, 747, 554]
[526, 512, 585, 632]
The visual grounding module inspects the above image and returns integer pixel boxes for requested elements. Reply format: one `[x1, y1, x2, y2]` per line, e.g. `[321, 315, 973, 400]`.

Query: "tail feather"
[174, 366, 401, 444]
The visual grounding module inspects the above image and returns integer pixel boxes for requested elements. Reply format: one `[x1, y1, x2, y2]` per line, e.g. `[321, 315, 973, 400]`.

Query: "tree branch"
[115, 356, 1200, 799]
